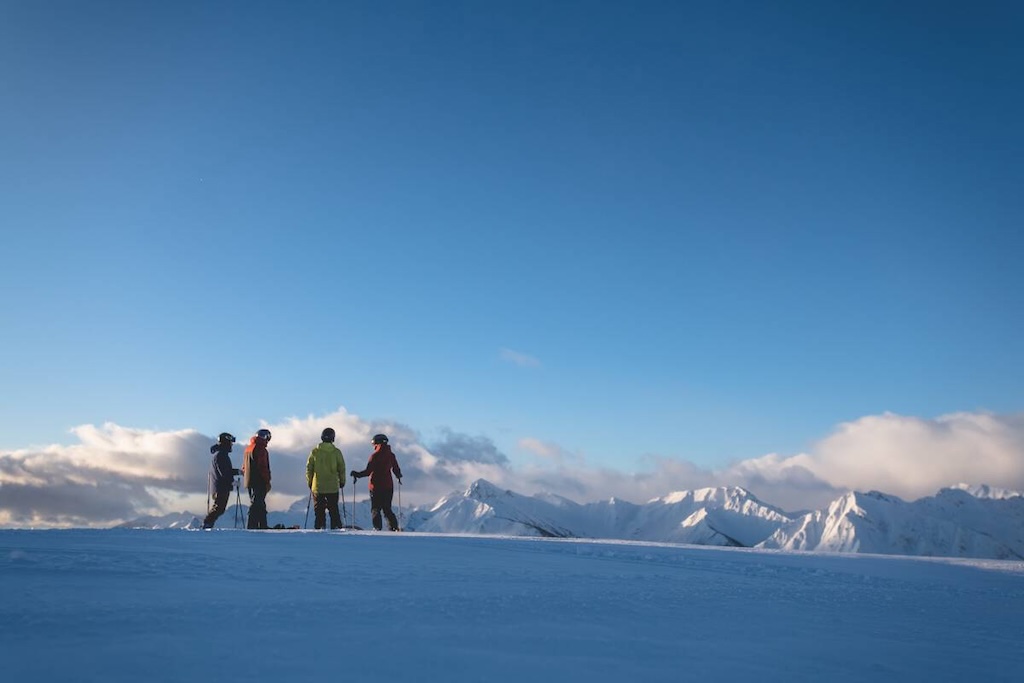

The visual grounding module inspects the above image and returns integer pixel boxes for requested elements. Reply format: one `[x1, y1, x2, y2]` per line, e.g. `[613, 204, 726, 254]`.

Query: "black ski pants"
[313, 492, 342, 529]
[369, 488, 399, 531]
[247, 485, 269, 529]
[203, 490, 230, 528]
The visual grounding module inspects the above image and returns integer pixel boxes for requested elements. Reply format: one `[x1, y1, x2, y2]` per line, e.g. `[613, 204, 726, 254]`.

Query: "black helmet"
[256, 428, 272, 442]
[371, 433, 388, 445]
[218, 432, 236, 444]
[321, 428, 335, 443]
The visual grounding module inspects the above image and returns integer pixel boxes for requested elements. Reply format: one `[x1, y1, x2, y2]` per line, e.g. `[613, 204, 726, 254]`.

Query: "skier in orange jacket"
[242, 429, 272, 529]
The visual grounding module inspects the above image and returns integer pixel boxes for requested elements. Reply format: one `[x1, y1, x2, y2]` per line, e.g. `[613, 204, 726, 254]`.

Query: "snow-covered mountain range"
[120, 479, 1024, 560]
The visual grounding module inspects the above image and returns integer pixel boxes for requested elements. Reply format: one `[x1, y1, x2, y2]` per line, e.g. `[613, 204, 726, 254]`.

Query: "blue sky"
[2, 1, 1022, 475]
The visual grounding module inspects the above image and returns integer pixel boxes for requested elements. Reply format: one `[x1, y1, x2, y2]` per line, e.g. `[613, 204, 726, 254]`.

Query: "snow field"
[1, 529, 1022, 682]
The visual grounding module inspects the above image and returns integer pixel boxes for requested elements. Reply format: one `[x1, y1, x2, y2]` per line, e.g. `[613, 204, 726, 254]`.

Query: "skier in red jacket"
[242, 429, 272, 529]
[351, 433, 403, 531]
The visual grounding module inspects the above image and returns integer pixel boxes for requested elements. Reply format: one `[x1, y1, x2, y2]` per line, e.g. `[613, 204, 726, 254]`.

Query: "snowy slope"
[2, 529, 1023, 683]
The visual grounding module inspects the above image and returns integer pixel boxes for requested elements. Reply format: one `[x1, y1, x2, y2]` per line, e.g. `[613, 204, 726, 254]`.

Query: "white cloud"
[769, 411, 1024, 505]
[499, 348, 541, 368]
[459, 412, 1024, 511]
[0, 408, 519, 527]
[2, 408, 1023, 526]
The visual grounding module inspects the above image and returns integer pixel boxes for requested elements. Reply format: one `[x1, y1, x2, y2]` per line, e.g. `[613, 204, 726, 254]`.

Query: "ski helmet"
[321, 428, 335, 443]
[256, 428, 272, 442]
[218, 432, 235, 444]
[371, 433, 388, 445]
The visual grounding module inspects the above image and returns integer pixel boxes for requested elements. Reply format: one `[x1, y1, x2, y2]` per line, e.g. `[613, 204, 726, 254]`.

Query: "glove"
[349, 470, 358, 478]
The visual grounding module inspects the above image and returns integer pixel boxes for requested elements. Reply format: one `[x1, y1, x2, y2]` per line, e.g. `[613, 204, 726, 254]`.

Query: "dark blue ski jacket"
[209, 444, 237, 493]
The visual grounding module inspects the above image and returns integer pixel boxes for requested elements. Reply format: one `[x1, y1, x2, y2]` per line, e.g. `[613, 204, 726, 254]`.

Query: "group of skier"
[203, 428, 403, 532]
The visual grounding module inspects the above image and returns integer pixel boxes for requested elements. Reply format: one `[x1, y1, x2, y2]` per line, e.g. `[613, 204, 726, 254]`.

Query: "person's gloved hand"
[349, 470, 358, 478]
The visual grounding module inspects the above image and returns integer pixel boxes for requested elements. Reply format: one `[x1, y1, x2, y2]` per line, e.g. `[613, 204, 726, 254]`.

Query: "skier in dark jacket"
[203, 432, 239, 529]
[243, 428, 273, 529]
[351, 433, 403, 531]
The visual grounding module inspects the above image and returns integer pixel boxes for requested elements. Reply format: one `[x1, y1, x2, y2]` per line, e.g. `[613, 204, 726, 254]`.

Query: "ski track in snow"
[1, 529, 1023, 682]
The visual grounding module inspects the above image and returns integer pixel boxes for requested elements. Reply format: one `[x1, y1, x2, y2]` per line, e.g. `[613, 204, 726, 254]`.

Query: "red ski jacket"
[354, 444, 402, 492]
[242, 436, 272, 490]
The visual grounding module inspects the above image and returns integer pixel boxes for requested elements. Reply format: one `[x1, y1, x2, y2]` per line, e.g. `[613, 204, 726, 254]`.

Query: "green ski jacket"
[306, 442, 346, 494]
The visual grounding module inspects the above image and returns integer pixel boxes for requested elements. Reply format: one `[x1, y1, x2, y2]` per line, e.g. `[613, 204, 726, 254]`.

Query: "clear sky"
[2, 1, 1022, 481]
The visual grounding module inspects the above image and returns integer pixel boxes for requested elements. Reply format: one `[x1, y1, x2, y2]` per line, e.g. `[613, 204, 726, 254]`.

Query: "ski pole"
[340, 486, 347, 529]
[304, 490, 312, 529]
[352, 475, 358, 528]
[397, 478, 403, 532]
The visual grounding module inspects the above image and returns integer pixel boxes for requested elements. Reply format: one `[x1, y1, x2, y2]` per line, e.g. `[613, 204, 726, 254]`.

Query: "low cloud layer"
[774, 411, 1024, 506]
[1, 408, 1022, 527]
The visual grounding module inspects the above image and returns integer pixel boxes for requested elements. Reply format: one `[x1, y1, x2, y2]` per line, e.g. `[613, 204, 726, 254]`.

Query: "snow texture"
[1, 529, 1022, 682]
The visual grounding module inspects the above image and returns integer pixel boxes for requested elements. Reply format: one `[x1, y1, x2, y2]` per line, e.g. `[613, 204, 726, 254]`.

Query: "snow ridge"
[759, 488, 1024, 559]
[404, 479, 1024, 560]
[118, 479, 1024, 560]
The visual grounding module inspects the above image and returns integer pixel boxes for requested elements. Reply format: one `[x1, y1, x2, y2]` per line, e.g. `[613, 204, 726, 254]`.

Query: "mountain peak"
[862, 490, 903, 504]
[948, 483, 1023, 500]
[660, 485, 753, 506]
[465, 479, 509, 500]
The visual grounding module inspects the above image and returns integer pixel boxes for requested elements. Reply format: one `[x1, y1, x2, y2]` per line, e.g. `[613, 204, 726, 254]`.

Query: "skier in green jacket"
[306, 428, 346, 529]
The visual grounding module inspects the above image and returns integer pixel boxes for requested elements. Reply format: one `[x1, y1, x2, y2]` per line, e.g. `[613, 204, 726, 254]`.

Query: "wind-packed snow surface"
[2, 529, 1023, 682]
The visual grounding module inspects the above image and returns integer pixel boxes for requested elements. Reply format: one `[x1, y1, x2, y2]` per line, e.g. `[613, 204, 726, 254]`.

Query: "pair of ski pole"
[301, 476, 403, 531]
[303, 485, 352, 530]
[234, 479, 245, 528]
[206, 473, 246, 529]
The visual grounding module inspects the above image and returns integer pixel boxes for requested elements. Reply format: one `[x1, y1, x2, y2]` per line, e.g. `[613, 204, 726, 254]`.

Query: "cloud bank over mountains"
[1, 407, 1022, 527]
